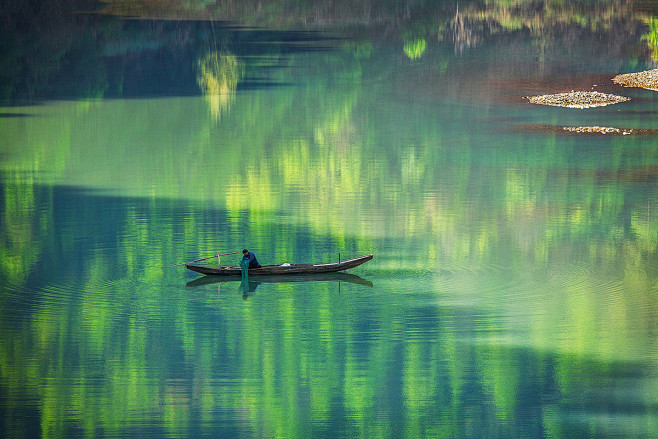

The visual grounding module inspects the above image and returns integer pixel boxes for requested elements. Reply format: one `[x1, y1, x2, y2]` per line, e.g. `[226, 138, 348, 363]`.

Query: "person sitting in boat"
[242, 249, 261, 268]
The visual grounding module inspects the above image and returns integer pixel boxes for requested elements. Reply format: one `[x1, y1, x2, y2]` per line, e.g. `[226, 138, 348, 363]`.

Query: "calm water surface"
[1, 1, 658, 438]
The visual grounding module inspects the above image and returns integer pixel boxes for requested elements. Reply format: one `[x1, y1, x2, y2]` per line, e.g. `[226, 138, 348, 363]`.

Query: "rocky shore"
[525, 91, 630, 108]
[613, 69, 658, 91]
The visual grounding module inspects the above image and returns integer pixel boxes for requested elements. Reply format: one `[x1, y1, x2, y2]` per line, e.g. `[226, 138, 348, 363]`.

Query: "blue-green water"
[1, 1, 658, 438]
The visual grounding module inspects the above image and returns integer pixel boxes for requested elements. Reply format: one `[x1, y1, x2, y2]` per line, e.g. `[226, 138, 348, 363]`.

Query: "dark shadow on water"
[186, 272, 373, 288]
[240, 280, 260, 299]
[0, 112, 35, 118]
[238, 81, 295, 90]
[603, 109, 658, 115]
[0, 6, 342, 104]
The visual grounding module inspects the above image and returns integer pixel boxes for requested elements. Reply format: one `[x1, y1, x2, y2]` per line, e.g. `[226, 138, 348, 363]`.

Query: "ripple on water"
[544, 260, 593, 289]
[1, 277, 142, 324]
[544, 262, 629, 299]
[432, 262, 531, 299]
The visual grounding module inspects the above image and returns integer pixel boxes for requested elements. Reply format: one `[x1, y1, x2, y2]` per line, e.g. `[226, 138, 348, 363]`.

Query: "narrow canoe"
[186, 254, 373, 276]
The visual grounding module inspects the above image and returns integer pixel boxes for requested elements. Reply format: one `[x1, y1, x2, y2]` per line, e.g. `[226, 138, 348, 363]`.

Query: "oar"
[165, 251, 241, 268]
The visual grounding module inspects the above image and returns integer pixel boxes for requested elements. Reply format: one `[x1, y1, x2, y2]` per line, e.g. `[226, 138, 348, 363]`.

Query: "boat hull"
[186, 254, 373, 276]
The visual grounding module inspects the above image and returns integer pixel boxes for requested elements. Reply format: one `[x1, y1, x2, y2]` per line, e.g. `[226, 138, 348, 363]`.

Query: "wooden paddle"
[166, 251, 241, 268]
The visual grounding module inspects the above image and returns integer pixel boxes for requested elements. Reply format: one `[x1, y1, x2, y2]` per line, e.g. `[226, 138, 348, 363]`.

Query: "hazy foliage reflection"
[196, 51, 244, 120]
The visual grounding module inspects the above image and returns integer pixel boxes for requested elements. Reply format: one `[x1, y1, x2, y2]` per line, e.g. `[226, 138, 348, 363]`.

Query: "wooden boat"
[186, 272, 373, 288]
[186, 254, 373, 276]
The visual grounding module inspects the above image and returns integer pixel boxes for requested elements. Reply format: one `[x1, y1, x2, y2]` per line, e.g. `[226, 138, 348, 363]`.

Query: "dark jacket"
[242, 251, 261, 268]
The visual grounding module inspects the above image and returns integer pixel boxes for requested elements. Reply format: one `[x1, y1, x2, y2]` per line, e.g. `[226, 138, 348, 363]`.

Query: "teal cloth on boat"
[239, 258, 249, 284]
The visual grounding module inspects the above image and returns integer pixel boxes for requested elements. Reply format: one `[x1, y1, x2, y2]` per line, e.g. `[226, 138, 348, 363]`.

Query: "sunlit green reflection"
[197, 51, 244, 120]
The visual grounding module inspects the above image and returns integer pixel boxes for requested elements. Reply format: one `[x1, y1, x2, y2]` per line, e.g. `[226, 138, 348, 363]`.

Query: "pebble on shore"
[525, 91, 630, 108]
[613, 69, 658, 91]
[518, 124, 658, 136]
[562, 126, 632, 135]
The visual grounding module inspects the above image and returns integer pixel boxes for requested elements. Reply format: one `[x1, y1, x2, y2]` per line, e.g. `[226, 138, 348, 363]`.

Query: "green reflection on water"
[2, 101, 657, 436]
